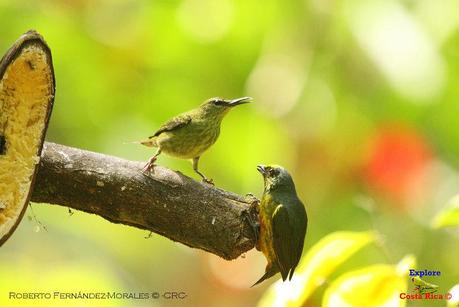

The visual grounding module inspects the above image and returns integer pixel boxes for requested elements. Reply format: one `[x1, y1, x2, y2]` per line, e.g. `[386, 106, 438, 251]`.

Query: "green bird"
[411, 276, 438, 294]
[140, 97, 252, 183]
[252, 165, 308, 286]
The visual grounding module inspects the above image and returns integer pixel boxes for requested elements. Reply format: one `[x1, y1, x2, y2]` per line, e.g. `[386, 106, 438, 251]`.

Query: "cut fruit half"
[0, 30, 55, 246]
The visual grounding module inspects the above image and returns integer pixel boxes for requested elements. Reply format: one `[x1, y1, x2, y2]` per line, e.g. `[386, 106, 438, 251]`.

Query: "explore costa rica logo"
[399, 269, 453, 301]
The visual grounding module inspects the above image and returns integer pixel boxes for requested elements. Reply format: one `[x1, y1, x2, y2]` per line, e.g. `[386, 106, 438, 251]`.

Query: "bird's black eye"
[268, 168, 279, 177]
[212, 99, 226, 106]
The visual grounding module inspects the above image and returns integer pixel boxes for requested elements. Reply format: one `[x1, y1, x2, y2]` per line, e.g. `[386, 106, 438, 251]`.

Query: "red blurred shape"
[364, 125, 433, 207]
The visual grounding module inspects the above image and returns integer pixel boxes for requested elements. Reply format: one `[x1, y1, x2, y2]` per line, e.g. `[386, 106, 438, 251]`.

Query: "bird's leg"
[192, 156, 214, 185]
[242, 193, 261, 249]
[242, 210, 260, 246]
[142, 148, 161, 173]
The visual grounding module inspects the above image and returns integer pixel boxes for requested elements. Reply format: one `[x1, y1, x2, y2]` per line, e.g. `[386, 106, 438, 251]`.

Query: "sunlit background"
[1, 0, 459, 306]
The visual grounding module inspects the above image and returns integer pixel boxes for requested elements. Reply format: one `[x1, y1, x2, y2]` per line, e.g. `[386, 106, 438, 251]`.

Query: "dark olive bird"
[139, 97, 252, 183]
[252, 165, 307, 287]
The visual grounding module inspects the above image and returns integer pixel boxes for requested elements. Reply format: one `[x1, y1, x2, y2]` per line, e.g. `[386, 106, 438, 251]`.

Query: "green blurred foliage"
[1, 0, 459, 306]
[258, 231, 376, 306]
[433, 194, 459, 228]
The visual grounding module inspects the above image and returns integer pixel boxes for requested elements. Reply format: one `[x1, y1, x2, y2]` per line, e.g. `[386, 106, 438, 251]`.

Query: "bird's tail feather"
[251, 266, 278, 287]
[123, 140, 142, 144]
[123, 137, 157, 147]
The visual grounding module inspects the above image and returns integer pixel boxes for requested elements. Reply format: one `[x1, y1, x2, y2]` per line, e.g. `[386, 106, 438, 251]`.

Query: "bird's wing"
[289, 202, 307, 280]
[288, 228, 305, 280]
[272, 204, 296, 281]
[150, 114, 192, 138]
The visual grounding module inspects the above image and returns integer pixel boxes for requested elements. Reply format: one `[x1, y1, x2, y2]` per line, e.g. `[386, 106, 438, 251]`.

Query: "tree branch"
[31, 142, 256, 260]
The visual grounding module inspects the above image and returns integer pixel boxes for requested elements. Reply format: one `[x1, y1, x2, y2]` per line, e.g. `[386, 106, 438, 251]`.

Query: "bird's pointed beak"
[228, 96, 252, 107]
[257, 165, 267, 175]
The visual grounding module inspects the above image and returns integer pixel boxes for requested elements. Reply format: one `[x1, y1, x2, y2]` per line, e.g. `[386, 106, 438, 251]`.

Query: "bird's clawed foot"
[192, 157, 214, 185]
[242, 194, 261, 247]
[245, 193, 260, 207]
[242, 210, 260, 245]
[201, 177, 214, 185]
[142, 156, 157, 173]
